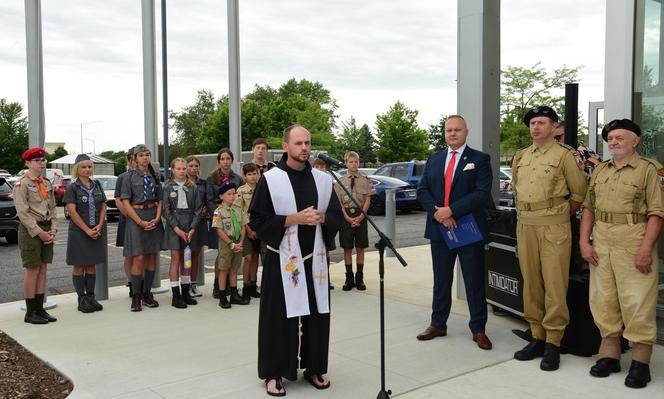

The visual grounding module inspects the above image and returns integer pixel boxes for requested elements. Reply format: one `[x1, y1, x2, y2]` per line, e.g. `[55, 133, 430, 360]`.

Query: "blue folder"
[437, 213, 484, 249]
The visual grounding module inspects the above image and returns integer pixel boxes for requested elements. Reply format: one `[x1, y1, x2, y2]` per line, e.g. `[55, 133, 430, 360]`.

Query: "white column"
[24, 0, 45, 148]
[141, 0, 159, 155]
[604, 0, 635, 122]
[227, 0, 242, 171]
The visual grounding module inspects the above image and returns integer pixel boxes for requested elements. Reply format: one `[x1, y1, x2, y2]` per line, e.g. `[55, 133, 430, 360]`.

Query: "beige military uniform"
[234, 183, 254, 224]
[335, 173, 375, 217]
[583, 153, 664, 360]
[212, 202, 244, 271]
[512, 140, 588, 345]
[13, 173, 57, 236]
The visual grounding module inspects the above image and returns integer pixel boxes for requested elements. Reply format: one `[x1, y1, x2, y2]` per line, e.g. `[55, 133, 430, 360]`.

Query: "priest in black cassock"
[249, 125, 342, 396]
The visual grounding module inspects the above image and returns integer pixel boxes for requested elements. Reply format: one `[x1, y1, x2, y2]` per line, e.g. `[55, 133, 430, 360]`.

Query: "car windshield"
[0, 181, 11, 194]
[374, 166, 391, 177]
[96, 177, 117, 190]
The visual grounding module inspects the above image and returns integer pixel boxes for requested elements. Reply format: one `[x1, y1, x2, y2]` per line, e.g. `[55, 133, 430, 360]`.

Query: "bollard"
[196, 250, 206, 286]
[151, 256, 169, 294]
[385, 189, 397, 258]
[94, 227, 109, 300]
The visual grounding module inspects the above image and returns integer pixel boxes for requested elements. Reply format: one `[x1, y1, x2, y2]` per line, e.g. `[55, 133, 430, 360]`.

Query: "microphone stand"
[325, 165, 407, 399]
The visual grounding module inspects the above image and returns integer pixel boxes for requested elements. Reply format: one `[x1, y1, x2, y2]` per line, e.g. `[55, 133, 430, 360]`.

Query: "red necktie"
[443, 151, 457, 206]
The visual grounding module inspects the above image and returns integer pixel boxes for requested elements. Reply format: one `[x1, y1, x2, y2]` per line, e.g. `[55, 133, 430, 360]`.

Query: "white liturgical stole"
[264, 167, 332, 318]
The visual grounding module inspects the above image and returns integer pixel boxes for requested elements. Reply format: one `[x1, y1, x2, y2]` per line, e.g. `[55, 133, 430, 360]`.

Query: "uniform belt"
[266, 244, 313, 261]
[132, 202, 156, 209]
[516, 197, 566, 211]
[595, 210, 647, 224]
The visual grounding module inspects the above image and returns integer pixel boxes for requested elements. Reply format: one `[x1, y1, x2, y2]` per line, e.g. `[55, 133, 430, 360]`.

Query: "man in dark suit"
[416, 115, 493, 350]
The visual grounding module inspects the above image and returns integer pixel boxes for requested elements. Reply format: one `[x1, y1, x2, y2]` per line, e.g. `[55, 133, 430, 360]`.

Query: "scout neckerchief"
[229, 208, 241, 240]
[175, 181, 188, 209]
[25, 172, 48, 200]
[143, 173, 154, 201]
[79, 180, 97, 226]
[264, 167, 332, 318]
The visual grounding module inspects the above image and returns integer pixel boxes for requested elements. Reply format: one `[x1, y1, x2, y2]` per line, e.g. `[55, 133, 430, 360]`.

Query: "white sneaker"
[190, 285, 202, 297]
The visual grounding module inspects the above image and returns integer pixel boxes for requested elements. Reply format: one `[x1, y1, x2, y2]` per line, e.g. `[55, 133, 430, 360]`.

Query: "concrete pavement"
[0, 245, 662, 398]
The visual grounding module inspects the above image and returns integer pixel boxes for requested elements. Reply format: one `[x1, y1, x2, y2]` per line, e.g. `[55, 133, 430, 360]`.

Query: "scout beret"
[133, 144, 150, 154]
[21, 147, 47, 161]
[601, 118, 641, 142]
[523, 106, 559, 126]
[74, 153, 91, 164]
[218, 182, 238, 197]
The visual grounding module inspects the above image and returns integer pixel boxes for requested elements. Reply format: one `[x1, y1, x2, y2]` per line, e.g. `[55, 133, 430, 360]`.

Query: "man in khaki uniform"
[511, 106, 588, 371]
[580, 119, 663, 388]
[335, 151, 374, 291]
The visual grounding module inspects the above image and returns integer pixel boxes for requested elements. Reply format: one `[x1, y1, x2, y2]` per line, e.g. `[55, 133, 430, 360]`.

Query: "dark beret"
[218, 182, 238, 197]
[523, 106, 559, 127]
[601, 119, 641, 142]
[22, 147, 47, 161]
[75, 154, 91, 164]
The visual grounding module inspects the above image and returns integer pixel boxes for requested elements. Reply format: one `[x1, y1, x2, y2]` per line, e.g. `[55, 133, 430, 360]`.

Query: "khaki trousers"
[590, 222, 658, 351]
[516, 222, 571, 346]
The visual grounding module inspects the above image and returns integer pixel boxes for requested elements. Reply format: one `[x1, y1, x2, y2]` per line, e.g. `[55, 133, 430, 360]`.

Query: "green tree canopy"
[0, 98, 29, 173]
[375, 101, 429, 163]
[46, 146, 68, 163]
[427, 115, 448, 151]
[335, 117, 376, 164]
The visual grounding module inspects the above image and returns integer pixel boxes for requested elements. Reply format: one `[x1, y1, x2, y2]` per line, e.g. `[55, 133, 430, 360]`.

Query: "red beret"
[22, 147, 47, 161]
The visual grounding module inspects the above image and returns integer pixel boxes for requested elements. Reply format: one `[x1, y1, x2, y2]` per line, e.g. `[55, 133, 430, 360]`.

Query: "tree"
[335, 117, 376, 163]
[375, 101, 429, 163]
[0, 98, 29, 173]
[427, 115, 448, 151]
[500, 63, 582, 151]
[46, 146, 68, 163]
[357, 123, 377, 164]
[169, 90, 222, 155]
[100, 150, 128, 175]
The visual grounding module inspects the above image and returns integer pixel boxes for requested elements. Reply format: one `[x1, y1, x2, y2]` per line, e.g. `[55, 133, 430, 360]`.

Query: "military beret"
[133, 144, 150, 154]
[74, 154, 91, 164]
[22, 147, 47, 161]
[523, 106, 559, 127]
[601, 118, 641, 142]
[218, 182, 238, 197]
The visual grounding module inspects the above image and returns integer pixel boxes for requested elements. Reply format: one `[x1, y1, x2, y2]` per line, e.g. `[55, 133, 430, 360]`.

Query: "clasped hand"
[298, 206, 324, 226]
[434, 206, 456, 230]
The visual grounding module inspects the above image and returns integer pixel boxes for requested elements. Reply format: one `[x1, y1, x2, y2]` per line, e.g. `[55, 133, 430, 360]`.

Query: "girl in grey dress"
[64, 154, 107, 313]
[186, 155, 208, 297]
[120, 144, 164, 312]
[162, 158, 203, 308]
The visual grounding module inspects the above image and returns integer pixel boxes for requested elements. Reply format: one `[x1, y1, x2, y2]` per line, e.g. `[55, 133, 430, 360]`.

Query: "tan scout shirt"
[335, 173, 375, 210]
[233, 183, 254, 224]
[512, 140, 588, 225]
[12, 172, 57, 237]
[212, 202, 244, 242]
[582, 153, 664, 220]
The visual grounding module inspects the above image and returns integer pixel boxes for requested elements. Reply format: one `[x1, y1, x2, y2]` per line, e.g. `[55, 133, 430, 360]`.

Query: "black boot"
[218, 290, 231, 309]
[241, 282, 252, 301]
[230, 287, 249, 305]
[78, 295, 96, 313]
[540, 343, 560, 371]
[171, 286, 187, 309]
[181, 284, 197, 305]
[355, 271, 366, 291]
[131, 294, 142, 312]
[342, 272, 355, 291]
[24, 298, 48, 324]
[514, 339, 545, 360]
[86, 294, 103, 312]
[590, 357, 620, 377]
[213, 277, 221, 299]
[34, 294, 57, 322]
[625, 360, 651, 388]
[142, 292, 159, 308]
[250, 282, 261, 298]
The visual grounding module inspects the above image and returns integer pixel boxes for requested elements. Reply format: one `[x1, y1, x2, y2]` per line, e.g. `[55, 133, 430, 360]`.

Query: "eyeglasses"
[30, 158, 47, 163]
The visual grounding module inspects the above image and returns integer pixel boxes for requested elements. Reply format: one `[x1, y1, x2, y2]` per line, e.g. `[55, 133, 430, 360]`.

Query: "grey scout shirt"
[120, 169, 163, 204]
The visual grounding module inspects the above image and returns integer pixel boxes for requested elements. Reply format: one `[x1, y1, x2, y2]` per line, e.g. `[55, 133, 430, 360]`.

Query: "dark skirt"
[115, 214, 126, 247]
[162, 211, 201, 251]
[123, 207, 164, 257]
[207, 219, 219, 249]
[189, 217, 209, 250]
[67, 224, 107, 265]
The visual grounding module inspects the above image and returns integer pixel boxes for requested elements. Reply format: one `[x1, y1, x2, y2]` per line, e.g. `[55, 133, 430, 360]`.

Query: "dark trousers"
[430, 240, 487, 333]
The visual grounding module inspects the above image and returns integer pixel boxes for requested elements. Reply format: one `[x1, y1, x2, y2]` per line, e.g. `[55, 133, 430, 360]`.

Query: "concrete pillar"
[456, 0, 500, 300]
[24, 0, 45, 148]
[604, 0, 634, 123]
[141, 0, 159, 155]
[227, 0, 242, 172]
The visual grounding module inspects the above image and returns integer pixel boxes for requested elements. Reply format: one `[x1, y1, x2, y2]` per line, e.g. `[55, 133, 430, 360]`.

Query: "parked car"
[499, 166, 514, 207]
[7, 168, 64, 186]
[337, 168, 377, 177]
[0, 177, 19, 244]
[373, 161, 426, 186]
[53, 176, 71, 206]
[63, 175, 119, 221]
[366, 175, 419, 215]
[0, 169, 11, 179]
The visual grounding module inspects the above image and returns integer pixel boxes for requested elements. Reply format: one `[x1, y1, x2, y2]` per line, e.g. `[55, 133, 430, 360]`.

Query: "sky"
[0, 0, 606, 155]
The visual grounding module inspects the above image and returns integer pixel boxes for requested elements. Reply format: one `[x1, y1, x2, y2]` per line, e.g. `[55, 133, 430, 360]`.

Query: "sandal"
[265, 377, 286, 397]
[303, 372, 331, 390]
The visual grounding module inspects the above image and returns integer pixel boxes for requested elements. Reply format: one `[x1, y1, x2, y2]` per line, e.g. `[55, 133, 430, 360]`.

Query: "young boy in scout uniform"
[213, 183, 249, 308]
[335, 151, 374, 291]
[13, 147, 58, 324]
[235, 163, 261, 300]
[580, 119, 663, 388]
[511, 106, 588, 371]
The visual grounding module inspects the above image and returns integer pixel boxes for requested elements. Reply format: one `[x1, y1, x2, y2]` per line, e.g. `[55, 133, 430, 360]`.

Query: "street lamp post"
[80, 120, 102, 153]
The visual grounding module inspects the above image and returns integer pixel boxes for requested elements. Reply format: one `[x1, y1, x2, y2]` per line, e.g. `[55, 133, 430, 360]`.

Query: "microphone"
[312, 151, 345, 168]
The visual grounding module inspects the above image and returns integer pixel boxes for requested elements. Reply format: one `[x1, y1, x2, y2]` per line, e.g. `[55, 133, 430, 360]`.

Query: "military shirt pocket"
[592, 175, 611, 198]
[619, 180, 641, 202]
[26, 186, 40, 201]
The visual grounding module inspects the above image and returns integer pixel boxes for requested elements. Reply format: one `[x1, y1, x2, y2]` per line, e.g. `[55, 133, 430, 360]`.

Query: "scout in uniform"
[251, 137, 277, 175]
[162, 157, 203, 309]
[234, 162, 262, 300]
[64, 154, 107, 313]
[185, 155, 208, 297]
[120, 144, 164, 312]
[206, 148, 244, 298]
[313, 157, 337, 290]
[580, 119, 664, 388]
[13, 147, 58, 324]
[212, 183, 249, 308]
[115, 147, 136, 297]
[334, 151, 374, 291]
[511, 106, 588, 370]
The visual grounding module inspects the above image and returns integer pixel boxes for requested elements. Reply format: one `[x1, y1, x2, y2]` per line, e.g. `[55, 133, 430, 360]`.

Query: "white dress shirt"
[443, 143, 466, 179]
